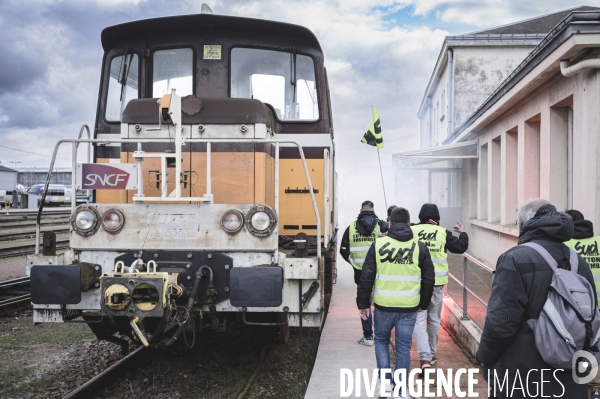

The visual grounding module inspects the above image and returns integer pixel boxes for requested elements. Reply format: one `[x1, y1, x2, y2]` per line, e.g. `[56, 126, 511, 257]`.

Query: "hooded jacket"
[340, 211, 389, 262]
[356, 222, 435, 312]
[413, 203, 469, 255]
[476, 204, 595, 399]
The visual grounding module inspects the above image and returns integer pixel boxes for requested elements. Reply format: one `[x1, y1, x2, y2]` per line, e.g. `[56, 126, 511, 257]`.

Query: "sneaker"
[376, 380, 393, 395]
[430, 356, 438, 365]
[420, 360, 431, 369]
[358, 336, 374, 346]
[393, 388, 410, 399]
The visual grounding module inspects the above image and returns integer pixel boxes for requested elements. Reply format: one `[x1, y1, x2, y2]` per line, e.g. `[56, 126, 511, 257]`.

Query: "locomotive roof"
[101, 13, 322, 53]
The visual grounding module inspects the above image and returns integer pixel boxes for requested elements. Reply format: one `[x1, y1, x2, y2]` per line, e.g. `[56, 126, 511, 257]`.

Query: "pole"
[376, 148, 388, 210]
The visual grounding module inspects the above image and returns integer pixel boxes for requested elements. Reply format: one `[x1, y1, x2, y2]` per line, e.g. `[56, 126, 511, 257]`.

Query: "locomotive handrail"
[36, 137, 321, 259]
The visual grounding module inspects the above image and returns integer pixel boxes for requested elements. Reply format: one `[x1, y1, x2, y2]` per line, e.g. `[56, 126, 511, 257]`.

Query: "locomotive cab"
[28, 12, 336, 349]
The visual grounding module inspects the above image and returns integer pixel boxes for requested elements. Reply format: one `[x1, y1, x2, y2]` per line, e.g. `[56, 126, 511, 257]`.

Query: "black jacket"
[415, 203, 469, 256]
[476, 204, 595, 399]
[340, 211, 389, 262]
[356, 223, 435, 312]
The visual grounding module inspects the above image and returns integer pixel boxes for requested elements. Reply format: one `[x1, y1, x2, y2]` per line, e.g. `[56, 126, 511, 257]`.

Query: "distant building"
[17, 167, 72, 187]
[395, 7, 600, 264]
[0, 165, 18, 191]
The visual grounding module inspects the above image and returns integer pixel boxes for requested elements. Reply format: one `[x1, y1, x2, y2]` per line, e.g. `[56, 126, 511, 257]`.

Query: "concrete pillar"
[478, 143, 488, 220]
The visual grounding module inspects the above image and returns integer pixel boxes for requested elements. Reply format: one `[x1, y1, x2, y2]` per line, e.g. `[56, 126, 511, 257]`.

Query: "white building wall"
[453, 46, 535, 129]
[0, 171, 17, 191]
[460, 68, 600, 266]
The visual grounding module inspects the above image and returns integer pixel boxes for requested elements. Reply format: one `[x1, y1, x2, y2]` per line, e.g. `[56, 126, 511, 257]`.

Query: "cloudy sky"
[1, 0, 596, 219]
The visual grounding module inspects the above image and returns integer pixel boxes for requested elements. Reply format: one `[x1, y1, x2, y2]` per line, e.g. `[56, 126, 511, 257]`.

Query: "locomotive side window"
[230, 48, 319, 121]
[152, 48, 193, 97]
[105, 53, 139, 122]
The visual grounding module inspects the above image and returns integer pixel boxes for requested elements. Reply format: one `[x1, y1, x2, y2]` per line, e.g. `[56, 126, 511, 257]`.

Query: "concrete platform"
[305, 260, 488, 398]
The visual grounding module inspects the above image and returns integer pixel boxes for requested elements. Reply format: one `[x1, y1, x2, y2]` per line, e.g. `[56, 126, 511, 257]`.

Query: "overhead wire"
[0, 144, 72, 162]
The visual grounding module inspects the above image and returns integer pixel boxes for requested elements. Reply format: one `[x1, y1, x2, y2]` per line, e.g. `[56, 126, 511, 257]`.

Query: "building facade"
[397, 7, 600, 266]
[0, 165, 18, 192]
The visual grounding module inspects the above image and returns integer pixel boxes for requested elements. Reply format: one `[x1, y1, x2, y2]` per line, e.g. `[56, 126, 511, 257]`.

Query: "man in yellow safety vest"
[564, 209, 600, 399]
[340, 200, 388, 345]
[357, 207, 434, 398]
[411, 203, 468, 370]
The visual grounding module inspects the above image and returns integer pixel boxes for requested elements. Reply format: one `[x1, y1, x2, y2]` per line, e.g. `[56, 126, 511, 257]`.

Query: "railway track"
[0, 225, 70, 240]
[63, 346, 146, 399]
[0, 238, 70, 257]
[0, 277, 31, 311]
[0, 218, 70, 230]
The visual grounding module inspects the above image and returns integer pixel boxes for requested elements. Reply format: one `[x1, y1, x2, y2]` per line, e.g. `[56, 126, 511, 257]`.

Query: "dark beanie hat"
[418, 203, 440, 223]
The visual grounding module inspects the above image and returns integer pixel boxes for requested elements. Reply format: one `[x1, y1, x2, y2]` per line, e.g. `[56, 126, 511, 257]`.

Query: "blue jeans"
[361, 310, 373, 339]
[354, 268, 373, 338]
[374, 308, 417, 389]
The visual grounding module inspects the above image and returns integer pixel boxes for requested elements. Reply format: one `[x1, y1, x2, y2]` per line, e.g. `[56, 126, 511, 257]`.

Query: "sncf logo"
[82, 164, 130, 189]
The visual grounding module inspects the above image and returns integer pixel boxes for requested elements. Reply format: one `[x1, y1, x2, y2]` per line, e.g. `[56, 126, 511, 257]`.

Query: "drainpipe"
[560, 57, 600, 77]
[447, 49, 454, 137]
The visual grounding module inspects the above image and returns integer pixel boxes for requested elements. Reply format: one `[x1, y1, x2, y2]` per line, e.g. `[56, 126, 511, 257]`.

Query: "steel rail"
[62, 345, 145, 399]
[0, 226, 69, 240]
[0, 240, 69, 257]
[0, 294, 31, 309]
[0, 277, 30, 288]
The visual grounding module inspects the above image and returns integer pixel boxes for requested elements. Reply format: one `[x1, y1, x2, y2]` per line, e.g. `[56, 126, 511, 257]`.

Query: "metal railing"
[35, 133, 322, 258]
[447, 252, 495, 321]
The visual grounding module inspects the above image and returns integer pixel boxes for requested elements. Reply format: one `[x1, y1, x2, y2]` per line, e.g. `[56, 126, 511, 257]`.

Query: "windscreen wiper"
[119, 50, 134, 101]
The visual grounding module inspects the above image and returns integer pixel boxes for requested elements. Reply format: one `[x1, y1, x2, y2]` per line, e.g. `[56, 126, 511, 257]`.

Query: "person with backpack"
[340, 200, 389, 346]
[477, 198, 598, 398]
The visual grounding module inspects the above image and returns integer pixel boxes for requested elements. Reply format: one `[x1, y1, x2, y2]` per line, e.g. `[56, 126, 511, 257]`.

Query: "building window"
[441, 91, 445, 121]
[490, 136, 501, 223]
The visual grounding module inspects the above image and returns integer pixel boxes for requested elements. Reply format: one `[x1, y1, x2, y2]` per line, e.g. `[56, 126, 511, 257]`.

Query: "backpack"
[523, 242, 600, 369]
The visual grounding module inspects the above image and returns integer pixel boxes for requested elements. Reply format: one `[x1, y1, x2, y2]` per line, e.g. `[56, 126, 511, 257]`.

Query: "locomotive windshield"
[152, 48, 194, 97]
[106, 53, 139, 122]
[230, 48, 319, 121]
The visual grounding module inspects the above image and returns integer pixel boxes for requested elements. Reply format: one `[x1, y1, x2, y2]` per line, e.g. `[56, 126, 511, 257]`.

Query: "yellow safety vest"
[349, 221, 380, 270]
[565, 236, 600, 308]
[373, 236, 421, 308]
[411, 224, 448, 286]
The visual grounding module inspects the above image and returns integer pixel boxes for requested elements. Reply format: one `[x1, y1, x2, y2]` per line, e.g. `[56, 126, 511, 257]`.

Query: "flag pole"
[376, 147, 388, 210]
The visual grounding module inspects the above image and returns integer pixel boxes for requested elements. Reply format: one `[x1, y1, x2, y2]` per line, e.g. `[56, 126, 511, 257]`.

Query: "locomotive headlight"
[245, 205, 277, 237]
[76, 211, 95, 230]
[221, 209, 244, 233]
[251, 212, 270, 231]
[102, 209, 125, 233]
[71, 205, 101, 236]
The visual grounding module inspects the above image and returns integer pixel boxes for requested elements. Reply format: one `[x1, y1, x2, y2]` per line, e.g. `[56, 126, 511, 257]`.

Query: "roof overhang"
[393, 140, 478, 169]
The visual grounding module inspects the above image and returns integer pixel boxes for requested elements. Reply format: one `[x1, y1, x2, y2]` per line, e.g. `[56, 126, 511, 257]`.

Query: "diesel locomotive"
[28, 9, 337, 350]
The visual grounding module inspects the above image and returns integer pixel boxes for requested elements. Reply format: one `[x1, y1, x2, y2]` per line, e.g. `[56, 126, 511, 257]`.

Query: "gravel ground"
[0, 310, 127, 399]
[0, 306, 327, 399]
[0, 257, 28, 281]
